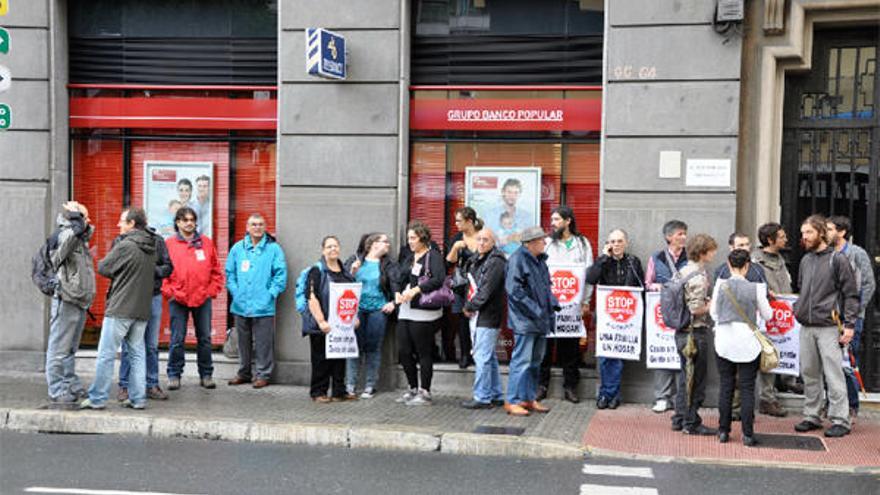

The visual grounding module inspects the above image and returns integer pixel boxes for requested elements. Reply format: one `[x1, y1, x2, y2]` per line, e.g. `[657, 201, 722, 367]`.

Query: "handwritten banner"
[595, 286, 644, 361]
[547, 264, 587, 338]
[645, 291, 680, 370]
[326, 282, 362, 359]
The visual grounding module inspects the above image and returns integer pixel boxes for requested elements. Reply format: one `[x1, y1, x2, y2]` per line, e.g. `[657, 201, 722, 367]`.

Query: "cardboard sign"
[326, 282, 362, 359]
[595, 286, 644, 361]
[760, 294, 800, 376]
[548, 264, 586, 338]
[645, 291, 681, 369]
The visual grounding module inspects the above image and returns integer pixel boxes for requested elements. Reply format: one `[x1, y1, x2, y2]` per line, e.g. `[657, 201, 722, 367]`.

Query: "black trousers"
[309, 333, 345, 398]
[539, 338, 581, 390]
[717, 355, 760, 437]
[671, 328, 711, 430]
[397, 319, 436, 391]
[457, 314, 472, 361]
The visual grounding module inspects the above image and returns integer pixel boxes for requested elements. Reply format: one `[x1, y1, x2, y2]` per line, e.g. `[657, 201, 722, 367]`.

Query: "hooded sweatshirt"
[98, 228, 157, 320]
[51, 211, 96, 309]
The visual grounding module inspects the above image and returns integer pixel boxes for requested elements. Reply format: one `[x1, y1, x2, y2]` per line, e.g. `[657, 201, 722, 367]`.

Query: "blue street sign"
[306, 28, 346, 80]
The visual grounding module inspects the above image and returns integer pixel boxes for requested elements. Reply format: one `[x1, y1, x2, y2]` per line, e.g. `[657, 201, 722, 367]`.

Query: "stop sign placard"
[606, 290, 637, 322]
[336, 289, 359, 324]
[766, 299, 795, 336]
[551, 270, 580, 304]
[653, 301, 673, 333]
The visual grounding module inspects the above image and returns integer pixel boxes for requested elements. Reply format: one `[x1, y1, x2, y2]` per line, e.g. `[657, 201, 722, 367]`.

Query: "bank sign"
[306, 28, 346, 80]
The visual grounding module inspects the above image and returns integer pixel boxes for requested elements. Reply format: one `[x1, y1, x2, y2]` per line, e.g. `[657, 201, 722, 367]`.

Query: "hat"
[519, 226, 546, 243]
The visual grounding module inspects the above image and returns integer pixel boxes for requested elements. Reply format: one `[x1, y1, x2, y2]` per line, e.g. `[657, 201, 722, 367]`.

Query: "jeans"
[845, 317, 864, 411]
[346, 309, 387, 392]
[88, 316, 147, 407]
[46, 296, 87, 400]
[235, 315, 275, 381]
[472, 326, 503, 403]
[539, 338, 581, 390]
[717, 356, 759, 437]
[167, 299, 214, 379]
[119, 294, 162, 390]
[671, 328, 711, 430]
[598, 357, 623, 401]
[506, 333, 546, 404]
[800, 325, 850, 429]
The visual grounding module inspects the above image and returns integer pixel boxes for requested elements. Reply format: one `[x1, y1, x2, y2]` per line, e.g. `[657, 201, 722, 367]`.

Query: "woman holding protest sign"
[395, 221, 447, 406]
[710, 249, 774, 446]
[446, 206, 483, 369]
[344, 232, 399, 399]
[586, 229, 644, 410]
[305, 236, 356, 403]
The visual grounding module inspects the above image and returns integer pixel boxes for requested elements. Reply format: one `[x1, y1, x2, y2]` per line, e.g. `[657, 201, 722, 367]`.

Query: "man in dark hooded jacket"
[81, 208, 157, 410]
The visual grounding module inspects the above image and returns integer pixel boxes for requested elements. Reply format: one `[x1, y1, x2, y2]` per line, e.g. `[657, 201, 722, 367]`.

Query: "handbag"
[416, 251, 455, 309]
[450, 262, 469, 295]
[722, 284, 780, 373]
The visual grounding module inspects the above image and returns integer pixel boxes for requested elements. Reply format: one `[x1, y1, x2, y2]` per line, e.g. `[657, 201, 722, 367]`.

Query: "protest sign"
[761, 294, 800, 376]
[645, 291, 680, 369]
[595, 286, 644, 361]
[326, 282, 362, 359]
[548, 264, 586, 338]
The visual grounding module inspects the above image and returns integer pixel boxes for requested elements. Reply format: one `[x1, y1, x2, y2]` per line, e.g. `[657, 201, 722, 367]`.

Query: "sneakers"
[360, 388, 376, 399]
[651, 399, 669, 413]
[120, 399, 145, 410]
[147, 386, 169, 400]
[79, 398, 105, 410]
[824, 424, 851, 438]
[200, 377, 216, 389]
[395, 388, 417, 403]
[794, 420, 822, 432]
[758, 401, 788, 417]
[405, 389, 432, 406]
[596, 396, 609, 410]
[167, 377, 181, 390]
[116, 388, 129, 402]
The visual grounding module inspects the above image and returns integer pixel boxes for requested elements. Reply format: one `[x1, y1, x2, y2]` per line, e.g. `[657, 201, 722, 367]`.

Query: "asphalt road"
[0, 431, 876, 495]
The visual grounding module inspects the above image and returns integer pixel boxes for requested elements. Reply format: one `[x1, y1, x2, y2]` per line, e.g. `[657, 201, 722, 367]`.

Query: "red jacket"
[161, 234, 224, 308]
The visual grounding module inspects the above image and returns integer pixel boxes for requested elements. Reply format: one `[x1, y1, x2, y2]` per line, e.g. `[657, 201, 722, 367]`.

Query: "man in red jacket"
[162, 207, 224, 390]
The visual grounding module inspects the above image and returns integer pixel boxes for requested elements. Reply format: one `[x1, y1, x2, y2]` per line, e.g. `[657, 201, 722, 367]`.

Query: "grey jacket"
[51, 211, 96, 310]
[751, 249, 792, 294]
[794, 246, 859, 328]
[99, 229, 157, 320]
[841, 242, 876, 318]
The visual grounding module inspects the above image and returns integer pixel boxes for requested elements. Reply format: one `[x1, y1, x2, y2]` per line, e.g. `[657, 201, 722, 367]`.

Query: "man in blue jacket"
[504, 226, 559, 416]
[225, 214, 288, 388]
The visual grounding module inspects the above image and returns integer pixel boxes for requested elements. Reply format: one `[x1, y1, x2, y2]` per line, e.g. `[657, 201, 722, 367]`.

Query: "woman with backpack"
[446, 206, 483, 369]
[303, 235, 356, 403]
[395, 220, 446, 406]
[343, 232, 399, 399]
[710, 249, 774, 446]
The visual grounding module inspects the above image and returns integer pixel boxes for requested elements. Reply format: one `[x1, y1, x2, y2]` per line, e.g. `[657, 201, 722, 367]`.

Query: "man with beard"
[793, 215, 858, 438]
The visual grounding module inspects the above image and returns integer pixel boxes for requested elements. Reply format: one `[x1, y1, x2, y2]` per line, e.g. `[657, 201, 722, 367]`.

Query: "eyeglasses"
[180, 217, 196, 223]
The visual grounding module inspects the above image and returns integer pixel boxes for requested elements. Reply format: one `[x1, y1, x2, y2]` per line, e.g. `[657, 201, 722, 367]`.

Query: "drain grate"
[474, 425, 526, 436]
[753, 433, 826, 451]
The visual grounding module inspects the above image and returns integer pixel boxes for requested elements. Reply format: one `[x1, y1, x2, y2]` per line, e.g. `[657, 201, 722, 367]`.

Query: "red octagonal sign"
[551, 270, 580, 304]
[766, 299, 795, 336]
[606, 290, 637, 323]
[337, 289, 359, 324]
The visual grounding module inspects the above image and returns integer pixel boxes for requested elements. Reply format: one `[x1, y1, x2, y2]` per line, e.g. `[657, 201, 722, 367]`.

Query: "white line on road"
[579, 484, 659, 495]
[25, 488, 208, 495]
[582, 464, 655, 479]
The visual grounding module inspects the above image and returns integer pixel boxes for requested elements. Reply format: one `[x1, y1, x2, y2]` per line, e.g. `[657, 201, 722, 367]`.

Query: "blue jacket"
[505, 246, 559, 335]
[226, 234, 288, 317]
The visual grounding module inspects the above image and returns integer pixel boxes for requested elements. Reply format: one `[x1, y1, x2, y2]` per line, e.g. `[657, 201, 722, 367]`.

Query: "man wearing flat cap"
[503, 226, 560, 416]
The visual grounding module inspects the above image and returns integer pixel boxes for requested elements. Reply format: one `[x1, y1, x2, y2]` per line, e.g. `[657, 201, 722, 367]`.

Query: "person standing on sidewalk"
[226, 214, 288, 389]
[504, 226, 559, 417]
[304, 235, 356, 402]
[116, 225, 173, 403]
[644, 220, 688, 413]
[585, 229, 644, 410]
[793, 215, 859, 438]
[460, 227, 507, 409]
[446, 207, 482, 369]
[46, 201, 96, 405]
[162, 207, 224, 391]
[670, 233, 718, 436]
[344, 232, 398, 399]
[395, 221, 446, 406]
[711, 249, 774, 447]
[752, 222, 802, 396]
[826, 216, 875, 421]
[538, 206, 593, 404]
[81, 208, 157, 410]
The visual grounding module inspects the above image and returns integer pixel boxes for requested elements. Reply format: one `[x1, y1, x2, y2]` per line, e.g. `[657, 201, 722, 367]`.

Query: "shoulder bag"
[417, 251, 455, 309]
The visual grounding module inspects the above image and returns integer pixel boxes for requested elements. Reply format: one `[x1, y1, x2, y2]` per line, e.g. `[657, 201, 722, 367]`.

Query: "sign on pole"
[305, 28, 346, 80]
[325, 282, 362, 359]
[0, 103, 10, 130]
[0, 28, 9, 54]
[595, 286, 644, 361]
[548, 263, 587, 338]
[645, 291, 681, 369]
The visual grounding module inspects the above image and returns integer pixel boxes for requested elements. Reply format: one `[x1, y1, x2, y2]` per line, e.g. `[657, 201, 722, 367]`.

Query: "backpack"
[31, 229, 61, 296]
[294, 261, 324, 314]
[658, 251, 701, 330]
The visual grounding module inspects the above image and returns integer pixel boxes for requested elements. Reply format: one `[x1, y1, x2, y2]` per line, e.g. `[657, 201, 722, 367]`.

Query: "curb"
[584, 445, 880, 475]
[0, 407, 584, 461]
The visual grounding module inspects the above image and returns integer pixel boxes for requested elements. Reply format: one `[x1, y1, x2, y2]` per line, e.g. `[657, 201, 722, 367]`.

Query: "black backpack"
[31, 229, 61, 296]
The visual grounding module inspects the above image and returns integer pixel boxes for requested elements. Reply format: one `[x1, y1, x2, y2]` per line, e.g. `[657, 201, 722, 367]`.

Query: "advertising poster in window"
[144, 161, 214, 239]
[465, 167, 541, 256]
